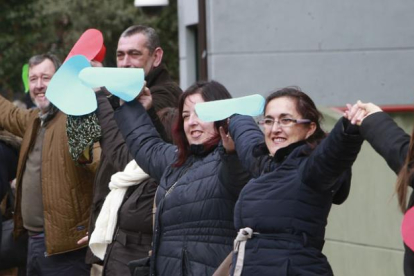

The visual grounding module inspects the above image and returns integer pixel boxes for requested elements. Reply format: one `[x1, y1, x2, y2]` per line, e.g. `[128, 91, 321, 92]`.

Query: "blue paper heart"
[46, 55, 97, 116]
[195, 94, 265, 122]
[79, 67, 145, 102]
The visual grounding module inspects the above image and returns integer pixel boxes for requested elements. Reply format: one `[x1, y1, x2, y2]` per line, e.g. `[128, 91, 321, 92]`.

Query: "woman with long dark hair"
[225, 87, 363, 275]
[114, 80, 250, 275]
[345, 100, 414, 275]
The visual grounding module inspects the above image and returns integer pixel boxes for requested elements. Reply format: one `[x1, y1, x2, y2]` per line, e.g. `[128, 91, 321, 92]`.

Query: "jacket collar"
[145, 64, 171, 88]
[253, 140, 307, 163]
[39, 104, 59, 126]
[189, 143, 217, 157]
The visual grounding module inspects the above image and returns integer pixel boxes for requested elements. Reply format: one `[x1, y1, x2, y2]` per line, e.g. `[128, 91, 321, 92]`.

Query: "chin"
[35, 101, 51, 112]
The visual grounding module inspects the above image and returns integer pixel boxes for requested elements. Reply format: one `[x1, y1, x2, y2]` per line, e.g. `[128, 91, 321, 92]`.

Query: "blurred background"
[0, 0, 179, 101]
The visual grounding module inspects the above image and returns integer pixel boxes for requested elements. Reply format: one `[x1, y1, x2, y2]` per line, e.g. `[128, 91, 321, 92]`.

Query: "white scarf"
[89, 160, 150, 260]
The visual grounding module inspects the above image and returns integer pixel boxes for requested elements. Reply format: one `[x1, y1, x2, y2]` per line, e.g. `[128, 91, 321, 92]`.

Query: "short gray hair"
[120, 25, 160, 54]
[28, 53, 61, 71]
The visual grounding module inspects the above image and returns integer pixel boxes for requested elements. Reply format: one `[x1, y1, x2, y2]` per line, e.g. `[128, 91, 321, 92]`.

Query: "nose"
[271, 120, 282, 133]
[35, 78, 45, 89]
[119, 55, 132, 68]
[188, 113, 199, 126]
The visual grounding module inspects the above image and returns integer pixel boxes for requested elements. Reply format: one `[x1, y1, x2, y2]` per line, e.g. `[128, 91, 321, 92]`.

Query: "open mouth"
[191, 130, 203, 138]
[272, 137, 287, 143]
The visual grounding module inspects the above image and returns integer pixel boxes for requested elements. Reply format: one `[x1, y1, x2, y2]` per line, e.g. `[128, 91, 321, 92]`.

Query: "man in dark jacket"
[84, 25, 181, 273]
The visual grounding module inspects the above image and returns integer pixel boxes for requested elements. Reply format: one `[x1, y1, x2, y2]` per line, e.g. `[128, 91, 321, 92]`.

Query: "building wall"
[179, 0, 414, 105]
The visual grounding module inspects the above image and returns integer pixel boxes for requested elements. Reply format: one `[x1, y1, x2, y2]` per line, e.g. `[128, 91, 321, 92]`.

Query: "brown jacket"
[0, 95, 99, 255]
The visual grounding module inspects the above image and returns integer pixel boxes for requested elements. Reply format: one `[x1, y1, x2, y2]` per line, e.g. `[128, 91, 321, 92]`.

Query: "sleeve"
[114, 99, 177, 182]
[360, 112, 410, 174]
[218, 145, 252, 198]
[147, 107, 170, 143]
[0, 95, 35, 138]
[228, 115, 267, 178]
[301, 117, 364, 192]
[96, 92, 133, 171]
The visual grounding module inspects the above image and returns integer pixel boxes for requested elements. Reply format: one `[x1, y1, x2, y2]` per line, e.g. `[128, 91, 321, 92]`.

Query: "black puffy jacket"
[228, 115, 363, 276]
[115, 100, 250, 276]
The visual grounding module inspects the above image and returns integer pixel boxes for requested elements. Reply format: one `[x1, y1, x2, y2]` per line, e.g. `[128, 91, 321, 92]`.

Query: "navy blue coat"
[359, 112, 414, 275]
[228, 115, 363, 276]
[115, 100, 250, 276]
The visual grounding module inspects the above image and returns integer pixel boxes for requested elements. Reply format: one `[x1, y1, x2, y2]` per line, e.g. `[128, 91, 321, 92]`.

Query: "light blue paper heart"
[46, 55, 96, 116]
[78, 67, 145, 102]
[195, 94, 265, 122]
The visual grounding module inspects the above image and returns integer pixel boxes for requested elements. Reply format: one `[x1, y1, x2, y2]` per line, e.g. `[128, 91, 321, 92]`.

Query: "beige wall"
[321, 108, 413, 276]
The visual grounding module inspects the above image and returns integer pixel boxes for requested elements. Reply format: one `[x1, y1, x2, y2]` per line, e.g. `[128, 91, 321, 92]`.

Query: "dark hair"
[265, 86, 326, 148]
[28, 53, 61, 71]
[395, 130, 414, 213]
[157, 107, 178, 144]
[120, 25, 160, 54]
[173, 80, 232, 167]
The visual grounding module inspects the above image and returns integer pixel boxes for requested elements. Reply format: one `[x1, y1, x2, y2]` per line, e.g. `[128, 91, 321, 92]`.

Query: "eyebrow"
[264, 113, 292, 118]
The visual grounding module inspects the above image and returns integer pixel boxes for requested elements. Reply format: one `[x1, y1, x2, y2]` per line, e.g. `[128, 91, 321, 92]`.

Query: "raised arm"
[301, 117, 363, 192]
[96, 91, 133, 171]
[114, 99, 176, 182]
[217, 127, 252, 197]
[228, 115, 267, 178]
[345, 101, 409, 174]
[360, 112, 409, 174]
[0, 95, 35, 138]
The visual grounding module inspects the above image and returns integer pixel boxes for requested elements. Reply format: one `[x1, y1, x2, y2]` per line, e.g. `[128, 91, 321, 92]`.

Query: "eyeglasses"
[258, 118, 311, 128]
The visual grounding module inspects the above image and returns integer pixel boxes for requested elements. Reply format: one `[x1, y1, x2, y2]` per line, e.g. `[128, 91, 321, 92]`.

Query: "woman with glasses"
[225, 87, 363, 276]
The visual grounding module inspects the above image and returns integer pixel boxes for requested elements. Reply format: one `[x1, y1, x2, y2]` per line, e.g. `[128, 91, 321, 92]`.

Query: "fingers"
[357, 101, 382, 114]
[351, 108, 365, 125]
[344, 103, 357, 121]
[220, 126, 235, 154]
[77, 235, 89, 245]
[219, 126, 228, 141]
[90, 60, 103, 67]
[143, 87, 151, 96]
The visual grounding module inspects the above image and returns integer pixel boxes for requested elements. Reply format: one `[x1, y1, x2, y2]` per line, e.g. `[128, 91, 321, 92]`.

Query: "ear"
[152, 47, 163, 67]
[305, 122, 317, 139]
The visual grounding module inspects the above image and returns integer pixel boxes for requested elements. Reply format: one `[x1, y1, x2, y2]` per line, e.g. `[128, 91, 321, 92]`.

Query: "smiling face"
[182, 93, 217, 145]
[116, 33, 160, 75]
[264, 96, 316, 156]
[28, 58, 56, 113]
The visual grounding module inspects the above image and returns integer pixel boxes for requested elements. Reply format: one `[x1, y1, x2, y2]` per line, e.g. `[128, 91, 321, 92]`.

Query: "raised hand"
[137, 84, 152, 110]
[219, 126, 235, 154]
[344, 100, 382, 125]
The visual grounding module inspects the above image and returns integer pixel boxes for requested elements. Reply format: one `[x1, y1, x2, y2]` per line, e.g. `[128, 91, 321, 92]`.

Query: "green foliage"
[0, 0, 179, 100]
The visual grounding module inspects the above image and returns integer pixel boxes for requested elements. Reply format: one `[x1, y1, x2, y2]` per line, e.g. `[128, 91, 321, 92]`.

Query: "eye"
[280, 118, 294, 125]
[182, 114, 189, 120]
[264, 119, 274, 126]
